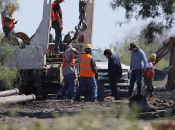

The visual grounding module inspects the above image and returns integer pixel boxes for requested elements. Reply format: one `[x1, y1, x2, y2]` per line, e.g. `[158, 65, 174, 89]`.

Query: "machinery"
[154, 36, 175, 89]
[4, 0, 131, 99]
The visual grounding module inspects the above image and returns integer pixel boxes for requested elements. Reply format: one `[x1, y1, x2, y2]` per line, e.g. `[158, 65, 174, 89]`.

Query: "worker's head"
[129, 42, 139, 52]
[148, 53, 156, 63]
[66, 44, 72, 50]
[85, 44, 92, 53]
[5, 3, 16, 16]
[104, 49, 112, 58]
[56, 0, 65, 3]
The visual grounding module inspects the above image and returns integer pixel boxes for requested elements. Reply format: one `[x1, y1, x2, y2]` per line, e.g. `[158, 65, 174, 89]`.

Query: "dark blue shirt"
[52, 1, 62, 27]
[108, 54, 122, 79]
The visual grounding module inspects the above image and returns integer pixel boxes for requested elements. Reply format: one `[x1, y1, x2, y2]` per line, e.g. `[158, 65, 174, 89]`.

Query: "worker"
[104, 49, 122, 100]
[1, 3, 17, 36]
[74, 44, 97, 102]
[61, 44, 78, 99]
[51, 0, 64, 53]
[128, 42, 147, 97]
[143, 53, 156, 98]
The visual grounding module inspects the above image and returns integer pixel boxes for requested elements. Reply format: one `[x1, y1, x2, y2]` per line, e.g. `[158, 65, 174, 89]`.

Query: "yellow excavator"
[154, 36, 175, 89]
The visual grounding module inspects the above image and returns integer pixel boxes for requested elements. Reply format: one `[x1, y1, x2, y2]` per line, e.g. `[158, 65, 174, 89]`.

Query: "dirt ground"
[0, 87, 175, 127]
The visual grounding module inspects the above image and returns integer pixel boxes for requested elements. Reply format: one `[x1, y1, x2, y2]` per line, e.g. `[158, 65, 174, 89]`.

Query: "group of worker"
[61, 41, 156, 101]
[50, 0, 157, 100]
[1, 0, 156, 101]
[61, 42, 123, 101]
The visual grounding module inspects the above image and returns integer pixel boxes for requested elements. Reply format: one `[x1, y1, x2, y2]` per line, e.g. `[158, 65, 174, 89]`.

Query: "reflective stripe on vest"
[51, 1, 63, 22]
[1, 11, 14, 29]
[62, 53, 74, 68]
[145, 62, 154, 78]
[80, 54, 94, 77]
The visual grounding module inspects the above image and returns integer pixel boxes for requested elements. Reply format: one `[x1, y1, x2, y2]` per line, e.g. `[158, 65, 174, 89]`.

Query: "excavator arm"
[154, 37, 175, 89]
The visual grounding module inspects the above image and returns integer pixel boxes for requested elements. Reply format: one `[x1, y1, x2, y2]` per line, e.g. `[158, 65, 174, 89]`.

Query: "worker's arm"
[90, 57, 97, 73]
[65, 48, 77, 57]
[130, 51, 132, 71]
[56, 11, 62, 26]
[107, 57, 116, 77]
[2, 11, 15, 22]
[140, 50, 147, 70]
[5, 17, 15, 22]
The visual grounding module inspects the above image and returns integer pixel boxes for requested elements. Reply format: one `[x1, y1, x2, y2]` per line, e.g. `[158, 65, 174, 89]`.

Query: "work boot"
[61, 96, 66, 99]
[91, 100, 97, 102]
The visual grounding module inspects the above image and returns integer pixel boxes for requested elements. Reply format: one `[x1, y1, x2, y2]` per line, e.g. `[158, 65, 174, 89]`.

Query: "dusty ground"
[0, 88, 175, 127]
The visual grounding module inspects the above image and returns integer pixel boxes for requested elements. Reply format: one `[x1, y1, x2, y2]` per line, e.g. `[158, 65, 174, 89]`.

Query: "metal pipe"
[0, 94, 36, 104]
[0, 88, 19, 97]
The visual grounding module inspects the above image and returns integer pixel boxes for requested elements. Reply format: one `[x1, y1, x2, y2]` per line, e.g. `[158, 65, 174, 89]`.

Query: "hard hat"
[148, 53, 156, 63]
[85, 44, 92, 49]
[150, 53, 156, 59]
[66, 44, 72, 50]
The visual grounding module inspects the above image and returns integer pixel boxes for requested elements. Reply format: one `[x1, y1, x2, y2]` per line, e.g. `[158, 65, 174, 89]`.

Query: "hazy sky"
[2, 0, 144, 50]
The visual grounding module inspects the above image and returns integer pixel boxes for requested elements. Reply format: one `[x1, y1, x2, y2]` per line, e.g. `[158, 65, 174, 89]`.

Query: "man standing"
[62, 44, 78, 99]
[104, 49, 122, 100]
[51, 0, 64, 53]
[1, 3, 17, 36]
[128, 42, 147, 97]
[74, 44, 98, 102]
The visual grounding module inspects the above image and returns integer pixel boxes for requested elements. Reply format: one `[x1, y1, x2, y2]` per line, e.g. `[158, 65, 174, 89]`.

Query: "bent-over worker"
[104, 49, 122, 100]
[62, 44, 78, 99]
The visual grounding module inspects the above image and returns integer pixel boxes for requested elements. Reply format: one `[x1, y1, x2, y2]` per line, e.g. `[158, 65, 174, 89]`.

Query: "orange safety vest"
[80, 54, 94, 77]
[62, 53, 74, 68]
[1, 10, 14, 29]
[144, 62, 154, 78]
[51, 1, 63, 22]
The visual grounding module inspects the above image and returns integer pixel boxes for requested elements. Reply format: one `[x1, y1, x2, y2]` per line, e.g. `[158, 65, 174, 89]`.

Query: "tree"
[0, 0, 19, 12]
[110, 0, 175, 44]
[0, 0, 19, 90]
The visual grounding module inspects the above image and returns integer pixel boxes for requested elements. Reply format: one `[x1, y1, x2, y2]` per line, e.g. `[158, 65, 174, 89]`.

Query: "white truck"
[7, 0, 130, 99]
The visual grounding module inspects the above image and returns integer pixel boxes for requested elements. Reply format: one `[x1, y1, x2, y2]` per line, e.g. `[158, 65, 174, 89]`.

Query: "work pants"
[62, 73, 75, 99]
[144, 77, 154, 98]
[74, 77, 97, 101]
[52, 23, 63, 52]
[128, 68, 143, 96]
[109, 78, 119, 100]
[3, 28, 16, 36]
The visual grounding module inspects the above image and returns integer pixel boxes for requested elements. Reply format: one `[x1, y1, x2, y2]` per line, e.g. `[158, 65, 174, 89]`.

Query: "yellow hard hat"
[85, 44, 92, 49]
[150, 53, 156, 59]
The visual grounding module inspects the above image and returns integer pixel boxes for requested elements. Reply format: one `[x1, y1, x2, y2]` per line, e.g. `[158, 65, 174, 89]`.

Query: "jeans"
[128, 68, 143, 96]
[62, 73, 75, 99]
[52, 23, 63, 52]
[144, 77, 154, 98]
[3, 28, 16, 36]
[75, 77, 97, 101]
[109, 78, 119, 100]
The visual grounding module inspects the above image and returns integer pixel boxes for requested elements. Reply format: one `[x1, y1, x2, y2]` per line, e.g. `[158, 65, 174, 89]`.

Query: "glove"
[75, 50, 79, 54]
[59, 25, 63, 30]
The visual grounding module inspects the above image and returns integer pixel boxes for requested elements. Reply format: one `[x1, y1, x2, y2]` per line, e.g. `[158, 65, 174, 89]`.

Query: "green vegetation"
[0, 0, 19, 12]
[0, 0, 20, 89]
[0, 109, 152, 130]
[0, 34, 19, 89]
